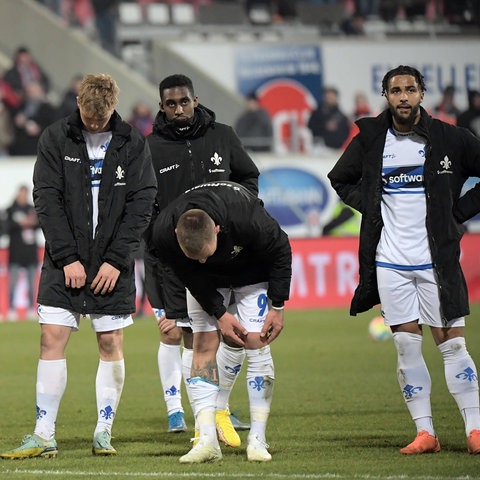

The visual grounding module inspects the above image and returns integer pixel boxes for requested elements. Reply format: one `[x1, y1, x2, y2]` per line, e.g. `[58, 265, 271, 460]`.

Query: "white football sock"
[158, 342, 183, 415]
[216, 342, 245, 411]
[246, 346, 274, 443]
[438, 336, 480, 435]
[34, 359, 67, 440]
[94, 359, 125, 436]
[182, 347, 196, 420]
[393, 332, 434, 436]
[188, 377, 219, 445]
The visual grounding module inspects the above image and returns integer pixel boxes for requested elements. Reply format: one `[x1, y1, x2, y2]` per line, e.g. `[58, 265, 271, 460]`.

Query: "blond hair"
[77, 73, 119, 118]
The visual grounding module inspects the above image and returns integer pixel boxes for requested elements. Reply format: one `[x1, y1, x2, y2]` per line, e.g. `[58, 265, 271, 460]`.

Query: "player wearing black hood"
[144, 74, 259, 441]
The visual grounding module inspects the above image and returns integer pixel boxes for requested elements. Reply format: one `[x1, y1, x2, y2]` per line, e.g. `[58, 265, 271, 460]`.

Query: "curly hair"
[381, 65, 426, 97]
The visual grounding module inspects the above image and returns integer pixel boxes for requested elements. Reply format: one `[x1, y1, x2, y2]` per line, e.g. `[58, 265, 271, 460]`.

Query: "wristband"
[271, 305, 284, 311]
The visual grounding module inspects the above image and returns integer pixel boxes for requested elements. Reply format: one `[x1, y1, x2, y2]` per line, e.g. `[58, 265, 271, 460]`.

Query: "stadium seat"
[170, 3, 196, 25]
[145, 3, 170, 25]
[118, 2, 144, 25]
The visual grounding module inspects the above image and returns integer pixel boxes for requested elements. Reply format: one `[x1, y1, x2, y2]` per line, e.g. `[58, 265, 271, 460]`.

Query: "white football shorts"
[376, 267, 464, 328]
[186, 282, 270, 333]
[176, 317, 193, 328]
[152, 308, 192, 328]
[38, 305, 134, 333]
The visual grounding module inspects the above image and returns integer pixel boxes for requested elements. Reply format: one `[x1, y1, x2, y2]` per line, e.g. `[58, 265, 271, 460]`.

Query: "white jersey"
[376, 127, 432, 270]
[82, 130, 112, 238]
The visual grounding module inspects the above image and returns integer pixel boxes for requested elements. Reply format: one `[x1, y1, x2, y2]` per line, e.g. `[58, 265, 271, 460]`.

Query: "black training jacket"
[152, 181, 292, 320]
[144, 104, 259, 315]
[33, 109, 157, 314]
[147, 104, 259, 211]
[328, 107, 480, 322]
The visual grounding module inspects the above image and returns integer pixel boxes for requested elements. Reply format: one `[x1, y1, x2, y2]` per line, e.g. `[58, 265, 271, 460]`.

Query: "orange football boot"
[467, 429, 480, 454]
[400, 430, 440, 454]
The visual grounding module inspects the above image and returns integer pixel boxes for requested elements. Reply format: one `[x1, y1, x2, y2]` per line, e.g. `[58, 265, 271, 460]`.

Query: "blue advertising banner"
[255, 156, 339, 238]
[235, 44, 323, 102]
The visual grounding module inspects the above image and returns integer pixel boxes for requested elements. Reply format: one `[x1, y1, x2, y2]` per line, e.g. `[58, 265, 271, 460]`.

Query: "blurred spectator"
[245, 0, 298, 23]
[403, 0, 427, 20]
[56, 73, 83, 119]
[379, 0, 399, 22]
[352, 91, 372, 120]
[274, 0, 298, 21]
[37, 0, 95, 31]
[432, 85, 460, 124]
[0, 74, 22, 113]
[91, 0, 120, 57]
[307, 86, 351, 150]
[355, 0, 380, 18]
[0, 77, 16, 156]
[3, 46, 50, 102]
[62, 0, 95, 29]
[379, 0, 427, 21]
[9, 81, 57, 156]
[234, 92, 273, 152]
[0, 101, 14, 157]
[443, 0, 479, 25]
[127, 100, 155, 136]
[457, 90, 480, 138]
[341, 9, 366, 35]
[341, 91, 372, 150]
[6, 185, 39, 320]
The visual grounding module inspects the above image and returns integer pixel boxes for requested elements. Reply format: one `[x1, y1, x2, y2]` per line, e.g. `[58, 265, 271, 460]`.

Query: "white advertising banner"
[169, 38, 480, 114]
[321, 38, 480, 114]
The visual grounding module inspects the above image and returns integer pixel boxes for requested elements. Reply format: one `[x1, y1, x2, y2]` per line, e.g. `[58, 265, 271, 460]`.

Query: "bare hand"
[260, 309, 284, 345]
[217, 311, 248, 347]
[91, 262, 120, 295]
[158, 317, 177, 334]
[64, 260, 87, 289]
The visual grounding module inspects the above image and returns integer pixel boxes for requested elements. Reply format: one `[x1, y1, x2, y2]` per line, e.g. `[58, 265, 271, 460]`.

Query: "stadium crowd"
[1, 42, 479, 159]
[35, 0, 480, 28]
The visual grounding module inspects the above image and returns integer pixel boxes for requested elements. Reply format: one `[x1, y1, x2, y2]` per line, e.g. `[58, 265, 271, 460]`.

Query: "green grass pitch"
[1, 304, 480, 479]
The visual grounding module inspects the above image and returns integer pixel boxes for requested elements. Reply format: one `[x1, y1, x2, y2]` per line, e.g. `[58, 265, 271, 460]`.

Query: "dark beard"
[390, 103, 420, 128]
